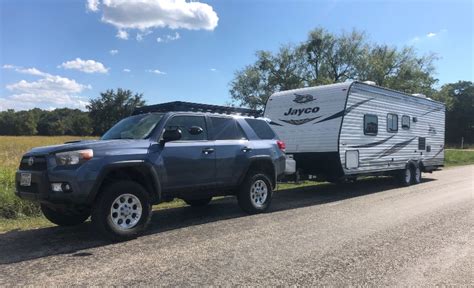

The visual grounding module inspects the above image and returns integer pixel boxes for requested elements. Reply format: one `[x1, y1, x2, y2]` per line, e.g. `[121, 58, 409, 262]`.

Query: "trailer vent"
[363, 81, 376, 85]
[412, 93, 427, 98]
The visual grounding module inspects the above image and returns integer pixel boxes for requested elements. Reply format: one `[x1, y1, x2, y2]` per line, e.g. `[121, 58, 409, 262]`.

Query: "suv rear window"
[211, 117, 247, 140]
[245, 119, 276, 139]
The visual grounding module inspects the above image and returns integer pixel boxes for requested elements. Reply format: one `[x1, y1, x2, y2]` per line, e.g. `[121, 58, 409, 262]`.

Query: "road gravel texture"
[0, 165, 472, 286]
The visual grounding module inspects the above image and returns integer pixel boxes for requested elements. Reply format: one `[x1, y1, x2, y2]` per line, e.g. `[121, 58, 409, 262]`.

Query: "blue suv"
[16, 102, 286, 241]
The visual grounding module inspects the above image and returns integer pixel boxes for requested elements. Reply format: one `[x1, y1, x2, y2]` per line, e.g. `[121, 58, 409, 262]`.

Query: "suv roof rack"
[132, 101, 262, 117]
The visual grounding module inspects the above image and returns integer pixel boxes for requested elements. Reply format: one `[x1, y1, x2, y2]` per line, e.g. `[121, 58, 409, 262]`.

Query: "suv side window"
[211, 117, 247, 140]
[245, 119, 276, 139]
[165, 115, 208, 141]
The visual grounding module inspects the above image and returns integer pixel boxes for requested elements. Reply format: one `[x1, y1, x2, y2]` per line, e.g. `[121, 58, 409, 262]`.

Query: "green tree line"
[0, 29, 472, 144]
[0, 89, 145, 136]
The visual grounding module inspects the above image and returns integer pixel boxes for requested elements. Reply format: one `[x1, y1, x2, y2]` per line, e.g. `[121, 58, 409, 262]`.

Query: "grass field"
[1, 136, 473, 232]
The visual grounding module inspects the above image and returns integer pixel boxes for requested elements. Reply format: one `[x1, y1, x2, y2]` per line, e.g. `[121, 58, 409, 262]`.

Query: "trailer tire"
[413, 165, 422, 184]
[398, 166, 413, 186]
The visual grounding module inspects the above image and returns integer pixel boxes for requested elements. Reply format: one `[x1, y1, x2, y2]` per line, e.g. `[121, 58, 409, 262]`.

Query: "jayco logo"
[284, 107, 320, 116]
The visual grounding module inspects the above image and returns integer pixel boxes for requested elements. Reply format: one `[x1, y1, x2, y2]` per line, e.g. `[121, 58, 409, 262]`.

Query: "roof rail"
[132, 101, 262, 117]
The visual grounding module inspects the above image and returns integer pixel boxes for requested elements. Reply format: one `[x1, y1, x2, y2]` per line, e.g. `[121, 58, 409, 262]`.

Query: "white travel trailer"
[264, 81, 445, 185]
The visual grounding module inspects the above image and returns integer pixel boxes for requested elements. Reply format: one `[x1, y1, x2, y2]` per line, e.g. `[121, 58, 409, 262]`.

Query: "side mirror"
[162, 128, 182, 143]
[188, 126, 203, 136]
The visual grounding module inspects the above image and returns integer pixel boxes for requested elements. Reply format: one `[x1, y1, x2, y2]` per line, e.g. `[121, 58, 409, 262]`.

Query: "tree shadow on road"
[0, 177, 435, 265]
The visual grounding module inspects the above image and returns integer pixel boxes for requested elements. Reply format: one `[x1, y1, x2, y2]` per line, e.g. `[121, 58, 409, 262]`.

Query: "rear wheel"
[398, 166, 413, 186]
[238, 171, 273, 214]
[413, 165, 422, 184]
[184, 197, 212, 207]
[41, 204, 89, 226]
[92, 181, 152, 241]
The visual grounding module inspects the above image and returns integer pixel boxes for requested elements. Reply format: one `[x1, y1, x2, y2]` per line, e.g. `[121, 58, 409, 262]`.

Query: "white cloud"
[109, 49, 119, 55]
[59, 58, 109, 73]
[123, 68, 131, 72]
[116, 29, 129, 40]
[136, 30, 152, 41]
[409, 29, 448, 44]
[147, 69, 166, 75]
[0, 66, 91, 111]
[87, 0, 99, 12]
[89, 0, 218, 40]
[3, 64, 50, 77]
[210, 68, 217, 72]
[156, 32, 180, 43]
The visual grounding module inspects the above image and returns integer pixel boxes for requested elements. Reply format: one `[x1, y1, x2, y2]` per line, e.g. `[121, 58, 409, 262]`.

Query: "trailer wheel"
[413, 165, 422, 184]
[398, 166, 413, 186]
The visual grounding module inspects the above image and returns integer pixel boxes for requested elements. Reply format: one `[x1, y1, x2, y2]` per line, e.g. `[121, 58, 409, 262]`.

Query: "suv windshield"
[101, 113, 164, 140]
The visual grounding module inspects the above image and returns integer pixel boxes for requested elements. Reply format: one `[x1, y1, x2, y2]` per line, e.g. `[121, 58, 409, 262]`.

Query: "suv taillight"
[277, 140, 286, 152]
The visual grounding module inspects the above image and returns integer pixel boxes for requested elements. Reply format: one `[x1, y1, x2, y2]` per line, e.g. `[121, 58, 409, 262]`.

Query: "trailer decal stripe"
[279, 116, 322, 125]
[349, 135, 395, 148]
[421, 107, 443, 116]
[314, 98, 374, 124]
[373, 137, 417, 158]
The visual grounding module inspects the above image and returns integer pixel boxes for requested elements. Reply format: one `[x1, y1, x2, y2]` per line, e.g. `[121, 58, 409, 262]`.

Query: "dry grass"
[1, 136, 473, 232]
[0, 136, 96, 218]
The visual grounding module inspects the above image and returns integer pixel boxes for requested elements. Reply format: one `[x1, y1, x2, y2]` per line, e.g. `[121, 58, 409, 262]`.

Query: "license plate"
[20, 173, 31, 186]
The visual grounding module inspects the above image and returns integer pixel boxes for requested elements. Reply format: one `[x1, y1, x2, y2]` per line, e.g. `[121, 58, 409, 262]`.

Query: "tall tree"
[87, 89, 146, 135]
[230, 27, 438, 109]
[433, 81, 474, 144]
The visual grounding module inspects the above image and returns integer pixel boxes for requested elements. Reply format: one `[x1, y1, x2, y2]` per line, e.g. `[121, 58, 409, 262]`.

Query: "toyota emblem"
[28, 157, 35, 166]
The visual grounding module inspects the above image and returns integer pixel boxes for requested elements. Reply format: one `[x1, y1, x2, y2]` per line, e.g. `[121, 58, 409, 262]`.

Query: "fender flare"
[87, 160, 162, 204]
[239, 156, 277, 188]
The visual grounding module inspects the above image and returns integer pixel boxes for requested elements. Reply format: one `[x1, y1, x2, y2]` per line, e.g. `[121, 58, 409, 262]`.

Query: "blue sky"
[0, 0, 472, 111]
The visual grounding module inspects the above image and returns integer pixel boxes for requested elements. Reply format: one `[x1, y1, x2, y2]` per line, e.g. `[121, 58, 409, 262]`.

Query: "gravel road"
[0, 165, 472, 286]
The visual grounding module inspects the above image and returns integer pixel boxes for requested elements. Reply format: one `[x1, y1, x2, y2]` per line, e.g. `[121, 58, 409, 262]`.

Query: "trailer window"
[402, 115, 410, 130]
[387, 114, 398, 133]
[364, 114, 378, 136]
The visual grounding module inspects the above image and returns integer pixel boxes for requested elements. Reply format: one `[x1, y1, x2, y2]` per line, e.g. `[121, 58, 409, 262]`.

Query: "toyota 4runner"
[15, 102, 286, 241]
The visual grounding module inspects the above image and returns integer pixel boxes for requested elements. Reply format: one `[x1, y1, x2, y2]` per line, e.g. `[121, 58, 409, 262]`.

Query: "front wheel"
[92, 181, 152, 241]
[41, 204, 89, 226]
[238, 171, 273, 214]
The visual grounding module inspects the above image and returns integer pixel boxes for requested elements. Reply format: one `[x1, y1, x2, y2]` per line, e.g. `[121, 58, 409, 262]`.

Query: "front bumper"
[15, 166, 96, 205]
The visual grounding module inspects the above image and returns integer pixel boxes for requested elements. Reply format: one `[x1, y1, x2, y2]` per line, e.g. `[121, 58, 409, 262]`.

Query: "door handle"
[241, 147, 252, 153]
[202, 148, 215, 155]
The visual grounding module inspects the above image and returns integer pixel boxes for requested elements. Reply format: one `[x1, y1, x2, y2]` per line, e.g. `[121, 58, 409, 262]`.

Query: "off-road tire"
[238, 171, 273, 214]
[92, 181, 152, 242]
[41, 204, 90, 226]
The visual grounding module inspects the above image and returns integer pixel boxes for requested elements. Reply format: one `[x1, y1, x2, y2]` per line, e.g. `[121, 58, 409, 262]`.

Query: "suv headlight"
[55, 149, 93, 166]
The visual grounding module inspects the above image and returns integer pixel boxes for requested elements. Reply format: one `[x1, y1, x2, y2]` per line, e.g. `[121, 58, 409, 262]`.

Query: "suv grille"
[19, 156, 47, 171]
